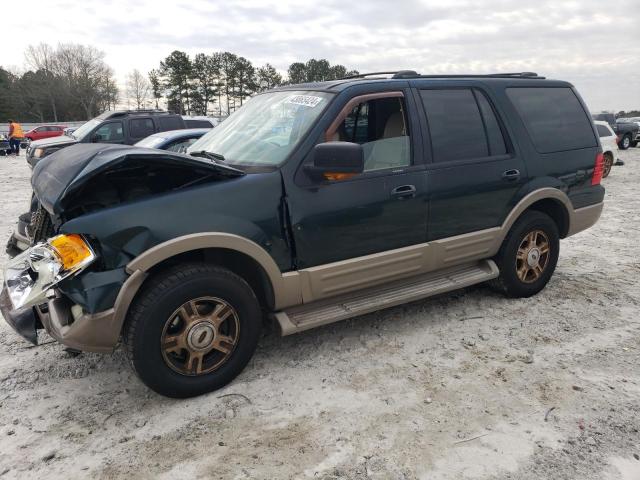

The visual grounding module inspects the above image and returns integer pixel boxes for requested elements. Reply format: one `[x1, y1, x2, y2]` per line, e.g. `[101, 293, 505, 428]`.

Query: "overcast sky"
[5, 0, 639, 112]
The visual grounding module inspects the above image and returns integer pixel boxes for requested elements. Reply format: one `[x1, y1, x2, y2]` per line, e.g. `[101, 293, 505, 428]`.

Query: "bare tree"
[126, 69, 151, 110]
[24, 43, 61, 121]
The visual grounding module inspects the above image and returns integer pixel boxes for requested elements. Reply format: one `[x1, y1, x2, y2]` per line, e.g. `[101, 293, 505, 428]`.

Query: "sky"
[3, 0, 639, 112]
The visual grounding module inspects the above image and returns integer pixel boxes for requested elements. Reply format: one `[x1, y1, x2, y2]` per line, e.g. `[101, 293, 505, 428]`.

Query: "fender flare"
[126, 232, 302, 310]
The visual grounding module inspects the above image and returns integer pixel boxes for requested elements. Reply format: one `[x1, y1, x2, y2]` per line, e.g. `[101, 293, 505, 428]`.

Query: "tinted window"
[507, 87, 597, 153]
[184, 119, 212, 128]
[93, 122, 124, 142]
[157, 116, 184, 132]
[129, 118, 155, 139]
[331, 97, 410, 172]
[475, 92, 507, 155]
[596, 124, 611, 137]
[421, 89, 488, 162]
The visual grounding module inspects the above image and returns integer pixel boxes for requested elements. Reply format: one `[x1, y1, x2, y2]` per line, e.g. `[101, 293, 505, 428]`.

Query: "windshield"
[187, 91, 333, 166]
[135, 135, 166, 148]
[71, 118, 101, 140]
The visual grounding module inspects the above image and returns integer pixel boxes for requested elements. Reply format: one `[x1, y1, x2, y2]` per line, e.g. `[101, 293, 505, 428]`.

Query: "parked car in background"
[0, 134, 11, 155]
[182, 116, 220, 128]
[594, 120, 619, 178]
[23, 125, 67, 143]
[617, 117, 640, 146]
[135, 128, 211, 152]
[592, 113, 639, 150]
[1, 71, 605, 398]
[26, 109, 189, 167]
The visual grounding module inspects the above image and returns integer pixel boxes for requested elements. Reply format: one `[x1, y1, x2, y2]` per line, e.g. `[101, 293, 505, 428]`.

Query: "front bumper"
[0, 286, 39, 345]
[1, 270, 147, 353]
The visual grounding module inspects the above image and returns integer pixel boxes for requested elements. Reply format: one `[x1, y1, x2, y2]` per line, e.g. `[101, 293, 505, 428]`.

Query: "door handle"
[391, 184, 416, 199]
[502, 169, 520, 181]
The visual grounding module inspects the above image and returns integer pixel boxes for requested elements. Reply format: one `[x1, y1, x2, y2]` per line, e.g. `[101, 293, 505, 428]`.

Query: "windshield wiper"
[189, 150, 225, 164]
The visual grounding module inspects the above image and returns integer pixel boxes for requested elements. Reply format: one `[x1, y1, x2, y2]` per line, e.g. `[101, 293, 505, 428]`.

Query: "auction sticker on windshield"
[285, 95, 324, 108]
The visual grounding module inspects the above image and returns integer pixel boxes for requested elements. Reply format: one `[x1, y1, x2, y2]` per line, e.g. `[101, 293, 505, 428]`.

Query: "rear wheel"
[124, 263, 262, 398]
[619, 134, 631, 150]
[603, 152, 614, 178]
[490, 211, 560, 298]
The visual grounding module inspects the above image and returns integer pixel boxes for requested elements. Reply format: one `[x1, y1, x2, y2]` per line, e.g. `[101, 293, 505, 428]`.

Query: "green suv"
[1, 71, 605, 397]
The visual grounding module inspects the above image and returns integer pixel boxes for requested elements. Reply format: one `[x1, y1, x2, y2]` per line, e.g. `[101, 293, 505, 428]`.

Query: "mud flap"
[0, 285, 38, 345]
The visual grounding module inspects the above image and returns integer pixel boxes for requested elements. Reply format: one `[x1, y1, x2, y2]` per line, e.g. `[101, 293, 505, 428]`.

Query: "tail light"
[592, 152, 604, 185]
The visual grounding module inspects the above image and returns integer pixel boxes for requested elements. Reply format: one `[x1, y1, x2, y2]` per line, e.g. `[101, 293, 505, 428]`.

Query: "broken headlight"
[3, 234, 96, 310]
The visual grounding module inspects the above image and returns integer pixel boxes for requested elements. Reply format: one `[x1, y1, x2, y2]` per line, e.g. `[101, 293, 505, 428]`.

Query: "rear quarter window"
[507, 87, 597, 153]
[596, 124, 611, 137]
[156, 116, 185, 132]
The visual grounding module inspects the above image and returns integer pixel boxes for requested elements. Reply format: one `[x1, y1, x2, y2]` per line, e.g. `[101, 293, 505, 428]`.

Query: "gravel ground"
[0, 149, 639, 480]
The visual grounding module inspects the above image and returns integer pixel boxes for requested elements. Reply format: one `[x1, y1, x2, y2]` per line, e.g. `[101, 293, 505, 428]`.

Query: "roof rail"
[341, 71, 545, 80]
[340, 71, 414, 80]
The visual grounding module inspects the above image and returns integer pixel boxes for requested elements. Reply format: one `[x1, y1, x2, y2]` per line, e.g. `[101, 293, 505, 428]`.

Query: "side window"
[421, 89, 488, 162]
[129, 118, 155, 139]
[35, 127, 46, 132]
[166, 137, 199, 153]
[596, 124, 610, 138]
[157, 116, 185, 132]
[329, 96, 410, 172]
[506, 87, 597, 153]
[475, 91, 507, 155]
[93, 122, 124, 142]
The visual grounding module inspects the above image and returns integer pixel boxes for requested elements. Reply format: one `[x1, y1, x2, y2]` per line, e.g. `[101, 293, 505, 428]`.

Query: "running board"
[274, 259, 499, 335]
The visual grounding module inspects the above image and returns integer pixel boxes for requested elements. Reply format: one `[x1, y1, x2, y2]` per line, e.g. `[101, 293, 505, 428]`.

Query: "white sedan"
[594, 120, 620, 178]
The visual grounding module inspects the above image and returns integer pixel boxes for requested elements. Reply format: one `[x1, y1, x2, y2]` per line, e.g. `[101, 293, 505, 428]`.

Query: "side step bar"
[274, 259, 499, 335]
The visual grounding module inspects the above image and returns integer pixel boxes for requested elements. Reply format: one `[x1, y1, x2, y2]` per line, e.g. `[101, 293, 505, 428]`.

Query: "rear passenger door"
[128, 117, 156, 144]
[418, 87, 527, 240]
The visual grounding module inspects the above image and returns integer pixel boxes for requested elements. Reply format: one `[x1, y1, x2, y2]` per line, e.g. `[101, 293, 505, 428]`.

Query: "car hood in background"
[29, 135, 79, 149]
[31, 143, 245, 215]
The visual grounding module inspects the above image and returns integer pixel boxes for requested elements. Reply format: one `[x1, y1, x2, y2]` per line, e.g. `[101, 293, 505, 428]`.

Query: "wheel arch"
[499, 188, 572, 245]
[126, 233, 301, 311]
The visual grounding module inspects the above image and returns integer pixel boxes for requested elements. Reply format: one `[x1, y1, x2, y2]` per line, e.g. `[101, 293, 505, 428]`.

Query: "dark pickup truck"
[592, 113, 639, 149]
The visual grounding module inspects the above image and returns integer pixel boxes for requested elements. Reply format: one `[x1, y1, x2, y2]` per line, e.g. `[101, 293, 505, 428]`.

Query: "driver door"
[285, 91, 428, 271]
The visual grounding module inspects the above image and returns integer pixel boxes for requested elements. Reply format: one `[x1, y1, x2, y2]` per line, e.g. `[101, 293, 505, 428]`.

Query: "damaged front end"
[2, 143, 244, 349]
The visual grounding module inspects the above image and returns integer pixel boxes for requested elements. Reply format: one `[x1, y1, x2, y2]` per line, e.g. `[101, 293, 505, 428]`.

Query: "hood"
[30, 135, 78, 149]
[32, 143, 245, 216]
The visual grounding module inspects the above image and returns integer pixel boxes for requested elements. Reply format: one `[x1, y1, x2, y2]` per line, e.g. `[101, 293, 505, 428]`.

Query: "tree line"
[0, 44, 118, 122]
[148, 51, 358, 116]
[0, 43, 358, 122]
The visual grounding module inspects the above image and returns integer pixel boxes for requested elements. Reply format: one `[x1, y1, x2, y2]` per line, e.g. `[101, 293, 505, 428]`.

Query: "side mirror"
[306, 142, 364, 181]
[91, 133, 103, 143]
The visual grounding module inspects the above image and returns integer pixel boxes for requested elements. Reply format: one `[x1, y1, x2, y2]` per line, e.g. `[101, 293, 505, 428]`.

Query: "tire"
[602, 152, 614, 178]
[619, 134, 631, 150]
[124, 263, 262, 398]
[490, 211, 560, 298]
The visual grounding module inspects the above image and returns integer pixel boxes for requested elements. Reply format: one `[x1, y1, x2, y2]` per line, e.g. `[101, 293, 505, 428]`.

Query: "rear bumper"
[567, 202, 603, 237]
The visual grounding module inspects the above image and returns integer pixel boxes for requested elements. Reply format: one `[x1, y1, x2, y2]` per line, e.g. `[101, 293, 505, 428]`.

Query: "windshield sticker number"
[285, 95, 323, 108]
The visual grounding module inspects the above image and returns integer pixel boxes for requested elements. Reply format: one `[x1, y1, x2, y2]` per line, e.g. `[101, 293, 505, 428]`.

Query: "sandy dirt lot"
[0, 149, 638, 480]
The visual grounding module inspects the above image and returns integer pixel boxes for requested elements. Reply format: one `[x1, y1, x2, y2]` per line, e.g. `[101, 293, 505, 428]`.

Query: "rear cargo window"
[507, 87, 597, 153]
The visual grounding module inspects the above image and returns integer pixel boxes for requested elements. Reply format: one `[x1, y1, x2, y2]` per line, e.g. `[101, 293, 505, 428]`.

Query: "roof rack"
[341, 71, 545, 80]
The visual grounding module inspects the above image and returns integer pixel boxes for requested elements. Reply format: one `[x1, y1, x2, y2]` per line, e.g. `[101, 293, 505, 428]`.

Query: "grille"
[26, 202, 55, 244]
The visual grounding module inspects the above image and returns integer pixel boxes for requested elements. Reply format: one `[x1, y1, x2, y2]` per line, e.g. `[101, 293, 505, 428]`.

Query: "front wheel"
[490, 211, 560, 298]
[124, 263, 262, 398]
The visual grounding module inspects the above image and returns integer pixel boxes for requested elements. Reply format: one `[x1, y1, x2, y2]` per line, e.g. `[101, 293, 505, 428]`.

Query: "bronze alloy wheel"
[515, 230, 551, 283]
[161, 296, 240, 376]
